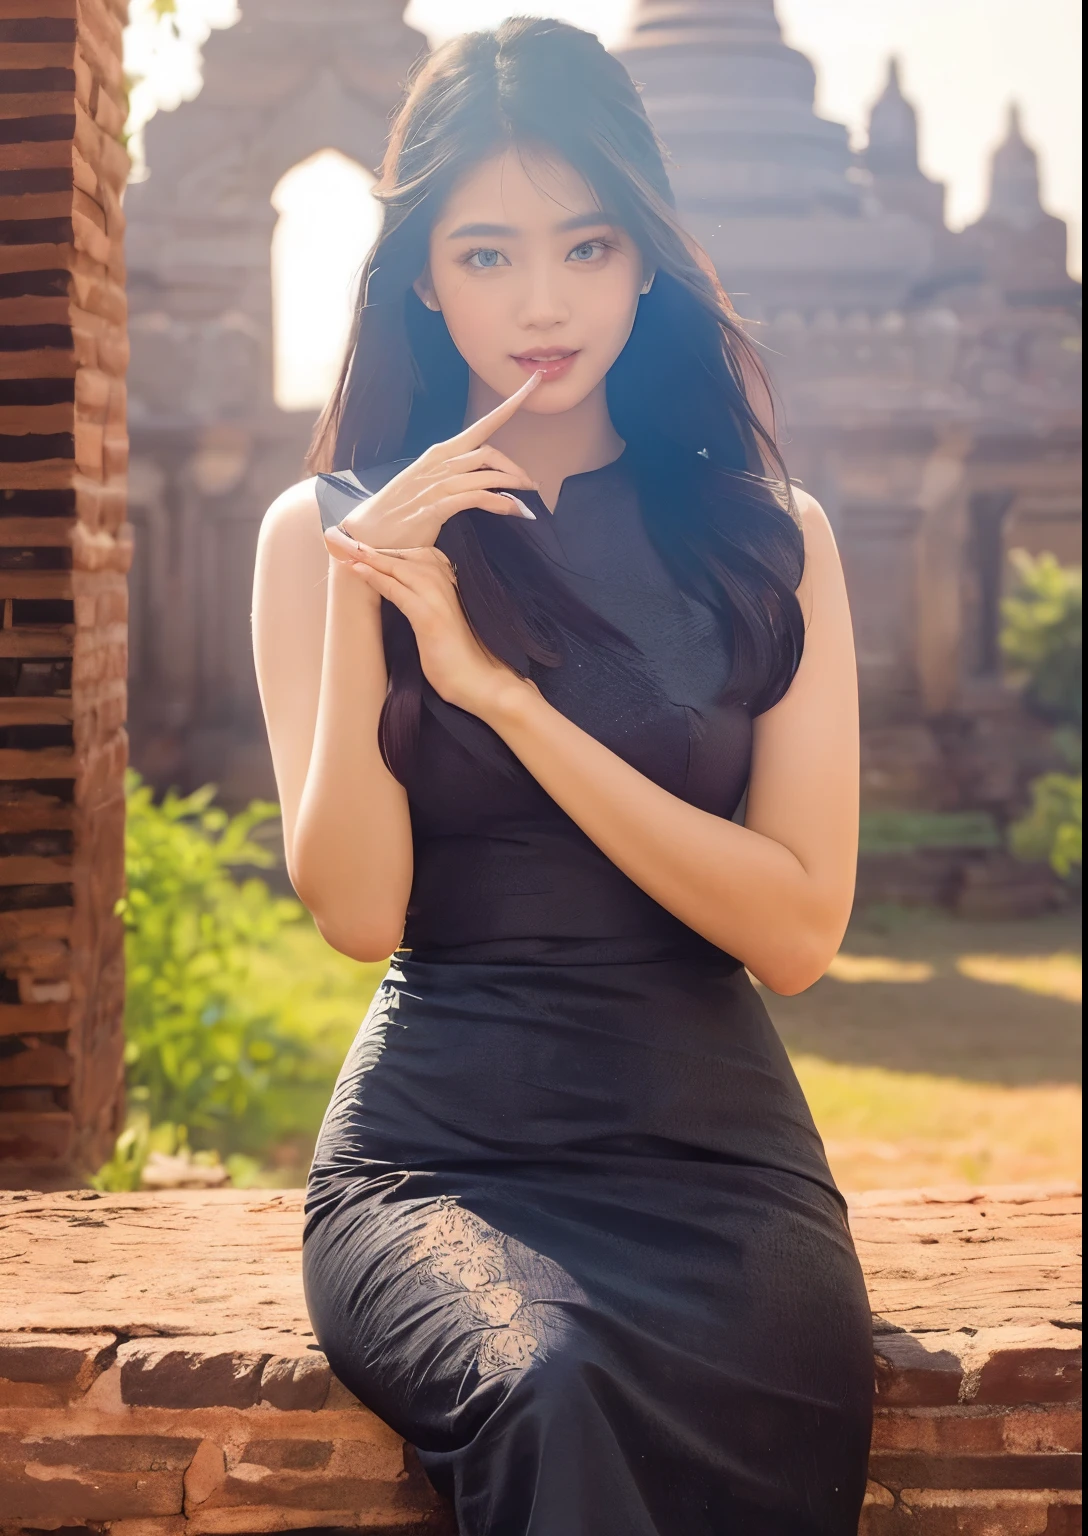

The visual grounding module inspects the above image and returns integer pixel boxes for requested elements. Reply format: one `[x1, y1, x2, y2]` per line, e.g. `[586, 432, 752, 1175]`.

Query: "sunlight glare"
[271, 150, 381, 413]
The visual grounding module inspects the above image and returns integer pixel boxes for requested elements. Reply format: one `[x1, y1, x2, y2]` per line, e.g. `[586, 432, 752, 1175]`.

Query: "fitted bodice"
[376, 452, 753, 964]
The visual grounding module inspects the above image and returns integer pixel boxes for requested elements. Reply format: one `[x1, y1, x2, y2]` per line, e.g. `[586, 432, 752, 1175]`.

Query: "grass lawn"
[763, 905, 1081, 1192]
[254, 905, 1082, 1194]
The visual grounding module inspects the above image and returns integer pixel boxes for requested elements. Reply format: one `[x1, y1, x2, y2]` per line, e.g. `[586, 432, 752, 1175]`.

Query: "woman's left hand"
[344, 543, 528, 721]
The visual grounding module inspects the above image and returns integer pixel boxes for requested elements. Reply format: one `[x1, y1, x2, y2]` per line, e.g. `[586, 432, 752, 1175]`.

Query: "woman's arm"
[251, 480, 413, 960]
[346, 492, 858, 993]
[487, 494, 857, 993]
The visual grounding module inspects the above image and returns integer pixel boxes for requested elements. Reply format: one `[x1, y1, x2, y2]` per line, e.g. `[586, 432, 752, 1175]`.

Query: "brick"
[15, 1433, 199, 1472]
[0, 1463, 185, 1523]
[184, 1510, 456, 1536]
[872, 1406, 1083, 1457]
[875, 1331, 965, 1406]
[975, 1343, 1083, 1407]
[1043, 1504, 1084, 1536]
[183, 1437, 226, 1509]
[186, 1454, 446, 1521]
[0, 1002, 71, 1037]
[0, 1108, 73, 1159]
[0, 1044, 73, 1088]
[1003, 1408, 1083, 1456]
[870, 1451, 1082, 1491]
[0, 1331, 113, 1405]
[861, 1490, 1082, 1535]
[259, 1350, 332, 1411]
[119, 1339, 270, 1409]
[900, 1488, 1080, 1536]
[238, 1439, 334, 1472]
[109, 1521, 188, 1536]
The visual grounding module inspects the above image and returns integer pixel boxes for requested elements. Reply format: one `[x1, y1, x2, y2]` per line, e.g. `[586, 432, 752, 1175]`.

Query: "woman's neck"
[464, 374, 624, 512]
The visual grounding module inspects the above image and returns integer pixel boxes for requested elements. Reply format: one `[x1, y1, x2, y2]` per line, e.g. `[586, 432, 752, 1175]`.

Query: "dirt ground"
[760, 905, 1082, 1192]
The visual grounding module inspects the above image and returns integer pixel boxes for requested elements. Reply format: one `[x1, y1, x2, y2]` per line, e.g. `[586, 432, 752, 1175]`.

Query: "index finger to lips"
[454, 371, 542, 450]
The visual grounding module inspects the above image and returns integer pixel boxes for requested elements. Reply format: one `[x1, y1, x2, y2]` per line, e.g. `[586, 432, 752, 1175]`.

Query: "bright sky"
[125, 0, 1082, 409]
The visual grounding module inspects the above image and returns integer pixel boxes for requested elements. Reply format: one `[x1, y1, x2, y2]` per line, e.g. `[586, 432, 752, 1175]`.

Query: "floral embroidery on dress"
[409, 1195, 543, 1378]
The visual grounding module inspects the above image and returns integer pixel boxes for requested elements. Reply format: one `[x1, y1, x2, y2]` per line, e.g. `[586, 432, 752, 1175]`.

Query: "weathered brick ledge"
[0, 1185, 1080, 1536]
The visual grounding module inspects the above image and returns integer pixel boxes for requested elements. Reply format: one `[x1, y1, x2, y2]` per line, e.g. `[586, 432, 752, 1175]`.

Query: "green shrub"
[118, 772, 310, 1155]
[93, 773, 388, 1190]
[858, 810, 1000, 855]
[1009, 773, 1082, 879]
[1000, 551, 1082, 879]
[1000, 550, 1081, 725]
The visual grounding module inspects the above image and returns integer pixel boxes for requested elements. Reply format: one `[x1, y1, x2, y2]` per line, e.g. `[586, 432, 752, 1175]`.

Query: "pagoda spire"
[862, 57, 945, 227]
[984, 104, 1046, 230]
[866, 59, 919, 175]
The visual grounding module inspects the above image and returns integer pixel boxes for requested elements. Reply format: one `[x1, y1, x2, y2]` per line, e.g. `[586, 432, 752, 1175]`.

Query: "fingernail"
[501, 495, 536, 520]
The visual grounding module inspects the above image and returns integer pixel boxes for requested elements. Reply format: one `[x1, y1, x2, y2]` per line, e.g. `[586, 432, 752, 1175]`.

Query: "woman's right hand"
[323, 370, 543, 562]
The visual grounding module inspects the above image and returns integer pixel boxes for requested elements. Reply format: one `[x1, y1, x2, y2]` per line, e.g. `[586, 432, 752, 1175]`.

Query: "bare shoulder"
[792, 486, 838, 558]
[255, 476, 326, 578]
[790, 487, 848, 629]
[258, 475, 321, 549]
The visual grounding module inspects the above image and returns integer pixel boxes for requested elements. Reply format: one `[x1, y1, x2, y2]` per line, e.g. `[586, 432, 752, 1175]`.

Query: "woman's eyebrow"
[445, 212, 618, 240]
[446, 223, 517, 239]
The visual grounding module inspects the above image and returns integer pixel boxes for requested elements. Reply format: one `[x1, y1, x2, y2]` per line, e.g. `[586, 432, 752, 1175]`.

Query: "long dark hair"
[308, 17, 805, 784]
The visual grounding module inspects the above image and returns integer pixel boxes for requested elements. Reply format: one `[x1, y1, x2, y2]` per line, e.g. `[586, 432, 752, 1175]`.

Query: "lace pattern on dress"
[409, 1195, 544, 1378]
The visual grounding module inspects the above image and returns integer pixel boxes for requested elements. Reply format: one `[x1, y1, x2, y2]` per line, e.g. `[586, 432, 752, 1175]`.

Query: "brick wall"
[0, 0, 130, 1186]
[0, 1186, 1080, 1534]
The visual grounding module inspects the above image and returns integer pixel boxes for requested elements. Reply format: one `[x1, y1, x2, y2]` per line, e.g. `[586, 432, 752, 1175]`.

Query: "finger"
[449, 371, 542, 451]
[442, 445, 537, 487]
[324, 524, 364, 563]
[435, 469, 540, 500]
[376, 545, 459, 584]
[420, 489, 537, 527]
[347, 560, 418, 613]
[374, 544, 454, 570]
[352, 544, 449, 592]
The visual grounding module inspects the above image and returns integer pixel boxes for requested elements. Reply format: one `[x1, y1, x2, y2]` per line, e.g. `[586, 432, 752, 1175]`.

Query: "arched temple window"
[271, 149, 382, 412]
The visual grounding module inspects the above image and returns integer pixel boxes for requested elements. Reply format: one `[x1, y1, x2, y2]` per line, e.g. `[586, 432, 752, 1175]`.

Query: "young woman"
[252, 18, 872, 1536]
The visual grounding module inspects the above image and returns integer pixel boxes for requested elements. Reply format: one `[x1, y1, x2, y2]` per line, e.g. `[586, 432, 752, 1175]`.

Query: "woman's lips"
[511, 350, 579, 381]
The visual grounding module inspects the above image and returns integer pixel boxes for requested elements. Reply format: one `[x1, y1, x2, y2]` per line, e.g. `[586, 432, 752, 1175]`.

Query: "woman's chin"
[523, 375, 602, 415]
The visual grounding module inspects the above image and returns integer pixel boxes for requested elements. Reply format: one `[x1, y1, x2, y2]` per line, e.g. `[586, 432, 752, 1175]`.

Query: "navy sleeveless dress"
[303, 453, 874, 1535]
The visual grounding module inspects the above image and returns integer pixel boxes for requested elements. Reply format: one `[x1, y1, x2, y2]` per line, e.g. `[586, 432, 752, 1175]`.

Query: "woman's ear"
[413, 271, 441, 313]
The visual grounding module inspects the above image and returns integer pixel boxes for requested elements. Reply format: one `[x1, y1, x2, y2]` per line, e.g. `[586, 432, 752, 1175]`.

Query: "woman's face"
[417, 146, 647, 415]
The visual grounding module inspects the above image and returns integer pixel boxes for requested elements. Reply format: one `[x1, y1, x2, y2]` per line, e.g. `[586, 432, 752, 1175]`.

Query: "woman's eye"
[466, 248, 506, 269]
[569, 241, 607, 262]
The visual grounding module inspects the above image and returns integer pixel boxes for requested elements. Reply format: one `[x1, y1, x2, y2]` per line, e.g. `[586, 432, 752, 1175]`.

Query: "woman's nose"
[514, 263, 571, 329]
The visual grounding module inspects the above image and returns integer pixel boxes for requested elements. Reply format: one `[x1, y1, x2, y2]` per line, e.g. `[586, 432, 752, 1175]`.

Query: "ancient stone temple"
[619, 0, 1081, 816]
[123, 0, 425, 799]
[0, 0, 131, 1186]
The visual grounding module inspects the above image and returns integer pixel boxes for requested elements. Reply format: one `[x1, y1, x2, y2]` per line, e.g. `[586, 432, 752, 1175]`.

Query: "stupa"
[862, 59, 946, 233]
[955, 106, 1079, 306]
[614, 0, 934, 312]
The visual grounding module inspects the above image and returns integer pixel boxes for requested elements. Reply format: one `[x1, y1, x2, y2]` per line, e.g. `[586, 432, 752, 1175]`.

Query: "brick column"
[0, 0, 130, 1186]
